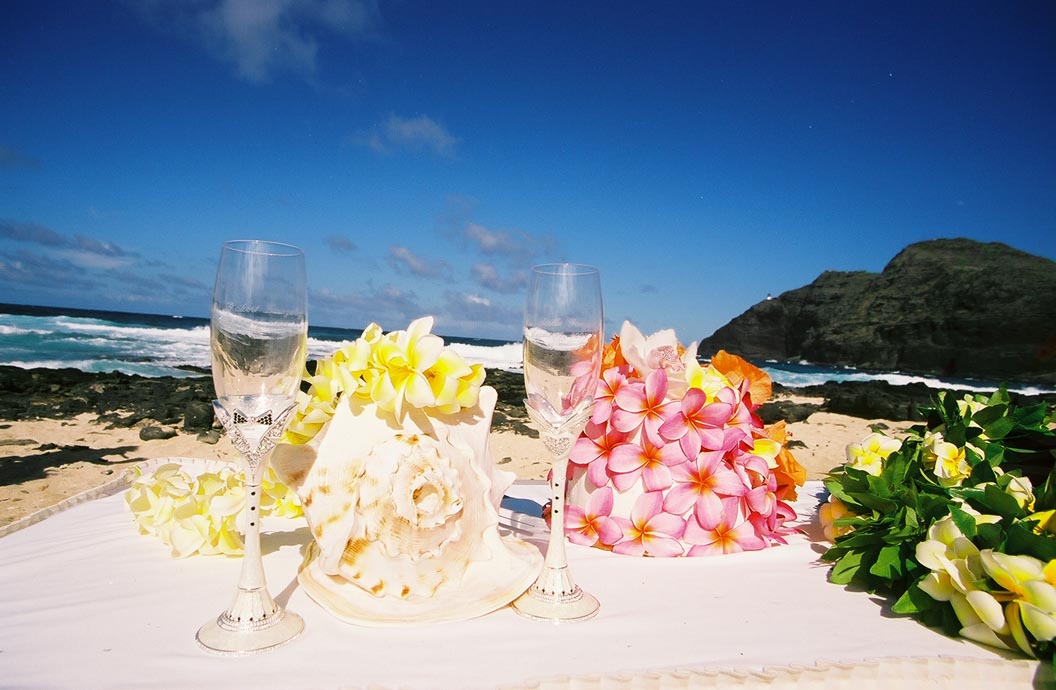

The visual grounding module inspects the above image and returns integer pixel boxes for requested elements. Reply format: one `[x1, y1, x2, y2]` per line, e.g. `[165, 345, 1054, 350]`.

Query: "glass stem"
[544, 456, 570, 570]
[236, 479, 267, 593]
[527, 449, 582, 600]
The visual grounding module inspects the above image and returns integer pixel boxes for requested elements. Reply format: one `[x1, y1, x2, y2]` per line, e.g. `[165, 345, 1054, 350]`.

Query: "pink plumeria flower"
[663, 450, 747, 530]
[750, 500, 797, 543]
[744, 471, 778, 517]
[611, 368, 680, 447]
[612, 491, 686, 557]
[684, 499, 767, 556]
[560, 359, 599, 414]
[730, 449, 771, 488]
[607, 435, 687, 492]
[658, 387, 734, 459]
[570, 420, 628, 488]
[724, 382, 761, 433]
[565, 486, 623, 547]
[591, 366, 631, 425]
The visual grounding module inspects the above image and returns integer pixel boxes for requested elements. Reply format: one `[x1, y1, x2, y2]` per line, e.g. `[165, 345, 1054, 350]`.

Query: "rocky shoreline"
[1, 365, 1051, 434]
[0, 365, 539, 438]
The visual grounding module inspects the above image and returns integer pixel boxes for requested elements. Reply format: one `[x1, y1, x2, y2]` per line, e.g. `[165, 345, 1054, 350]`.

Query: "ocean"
[0, 303, 1052, 396]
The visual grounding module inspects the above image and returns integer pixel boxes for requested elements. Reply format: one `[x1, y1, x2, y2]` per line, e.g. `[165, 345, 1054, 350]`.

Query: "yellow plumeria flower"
[916, 516, 983, 589]
[684, 358, 731, 402]
[924, 431, 970, 487]
[285, 318, 486, 443]
[748, 436, 782, 470]
[819, 495, 855, 541]
[1005, 474, 1036, 512]
[845, 432, 902, 476]
[957, 395, 988, 422]
[980, 551, 1056, 655]
[126, 464, 301, 558]
[1029, 509, 1056, 535]
[368, 316, 478, 419]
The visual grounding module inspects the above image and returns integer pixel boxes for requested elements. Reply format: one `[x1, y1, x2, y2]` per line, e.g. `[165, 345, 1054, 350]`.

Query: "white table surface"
[0, 458, 1047, 690]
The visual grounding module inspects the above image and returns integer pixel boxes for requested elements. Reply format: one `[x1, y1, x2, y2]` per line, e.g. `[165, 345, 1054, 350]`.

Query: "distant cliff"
[698, 238, 1056, 383]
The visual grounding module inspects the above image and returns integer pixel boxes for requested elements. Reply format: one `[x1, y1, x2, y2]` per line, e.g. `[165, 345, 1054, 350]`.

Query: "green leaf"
[983, 415, 1018, 441]
[975, 522, 1005, 550]
[854, 491, 898, 514]
[869, 544, 905, 580]
[892, 582, 940, 615]
[972, 402, 1007, 427]
[966, 483, 1025, 520]
[984, 443, 1005, 469]
[1005, 522, 1056, 561]
[830, 548, 871, 585]
[949, 504, 978, 539]
[986, 388, 1012, 407]
[945, 421, 968, 447]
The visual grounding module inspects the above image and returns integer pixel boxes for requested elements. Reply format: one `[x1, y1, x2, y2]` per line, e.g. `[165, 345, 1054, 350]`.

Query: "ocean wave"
[0, 325, 49, 336]
[762, 365, 1055, 396]
[3, 359, 203, 378]
[447, 341, 523, 372]
[2, 309, 1052, 392]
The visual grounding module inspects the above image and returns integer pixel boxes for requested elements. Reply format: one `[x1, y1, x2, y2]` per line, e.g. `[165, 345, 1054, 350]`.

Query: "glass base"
[196, 609, 304, 656]
[510, 584, 600, 623]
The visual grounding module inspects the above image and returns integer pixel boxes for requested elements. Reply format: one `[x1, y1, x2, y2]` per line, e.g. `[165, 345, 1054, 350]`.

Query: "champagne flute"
[196, 240, 308, 654]
[512, 263, 603, 622]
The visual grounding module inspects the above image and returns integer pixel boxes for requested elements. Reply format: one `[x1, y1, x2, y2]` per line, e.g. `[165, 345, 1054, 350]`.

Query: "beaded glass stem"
[511, 263, 603, 623]
[196, 240, 307, 655]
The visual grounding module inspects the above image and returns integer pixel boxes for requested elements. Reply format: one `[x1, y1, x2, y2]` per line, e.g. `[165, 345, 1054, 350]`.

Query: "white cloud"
[324, 233, 357, 252]
[438, 290, 521, 339]
[0, 144, 41, 169]
[353, 114, 458, 157]
[310, 284, 424, 326]
[0, 219, 137, 270]
[130, 0, 377, 83]
[460, 222, 555, 260]
[471, 262, 528, 294]
[387, 244, 445, 278]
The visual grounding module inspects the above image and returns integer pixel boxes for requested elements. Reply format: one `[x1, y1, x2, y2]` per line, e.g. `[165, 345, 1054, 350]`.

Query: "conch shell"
[271, 386, 541, 625]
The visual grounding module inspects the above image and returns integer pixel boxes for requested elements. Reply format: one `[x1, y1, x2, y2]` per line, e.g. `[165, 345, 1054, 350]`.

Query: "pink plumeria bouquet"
[564, 322, 806, 557]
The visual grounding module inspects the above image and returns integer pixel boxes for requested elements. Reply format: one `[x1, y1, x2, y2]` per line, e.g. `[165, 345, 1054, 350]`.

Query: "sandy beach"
[0, 389, 911, 528]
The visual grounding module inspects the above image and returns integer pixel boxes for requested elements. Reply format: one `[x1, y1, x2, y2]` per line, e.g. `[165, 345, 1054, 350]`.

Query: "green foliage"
[822, 388, 1056, 656]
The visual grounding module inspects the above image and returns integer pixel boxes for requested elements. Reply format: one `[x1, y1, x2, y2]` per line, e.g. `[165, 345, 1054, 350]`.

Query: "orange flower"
[601, 335, 629, 370]
[709, 350, 772, 406]
[764, 420, 807, 500]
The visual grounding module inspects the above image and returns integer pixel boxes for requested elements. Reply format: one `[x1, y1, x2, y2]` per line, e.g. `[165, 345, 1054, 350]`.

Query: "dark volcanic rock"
[699, 239, 1056, 384]
[0, 366, 215, 429]
[197, 430, 222, 445]
[0, 365, 538, 437]
[793, 380, 1056, 422]
[183, 401, 216, 432]
[757, 400, 819, 425]
[139, 425, 177, 441]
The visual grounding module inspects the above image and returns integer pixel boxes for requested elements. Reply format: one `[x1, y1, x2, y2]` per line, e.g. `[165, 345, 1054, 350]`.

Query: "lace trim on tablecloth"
[496, 655, 1052, 690]
[0, 457, 225, 539]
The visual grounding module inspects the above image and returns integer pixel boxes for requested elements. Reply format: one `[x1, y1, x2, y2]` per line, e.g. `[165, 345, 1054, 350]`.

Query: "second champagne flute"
[512, 263, 603, 622]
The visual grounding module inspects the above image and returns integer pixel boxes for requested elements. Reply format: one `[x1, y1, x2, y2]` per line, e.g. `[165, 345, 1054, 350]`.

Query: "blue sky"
[1, 1, 1054, 342]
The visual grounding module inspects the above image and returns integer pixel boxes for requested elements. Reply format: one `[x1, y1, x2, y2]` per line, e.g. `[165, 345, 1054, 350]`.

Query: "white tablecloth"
[0, 458, 1049, 689]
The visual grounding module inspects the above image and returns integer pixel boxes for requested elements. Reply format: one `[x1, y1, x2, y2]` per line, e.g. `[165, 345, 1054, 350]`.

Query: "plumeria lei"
[127, 317, 484, 556]
[284, 316, 485, 445]
[126, 462, 301, 558]
[565, 322, 806, 556]
[820, 389, 1056, 660]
